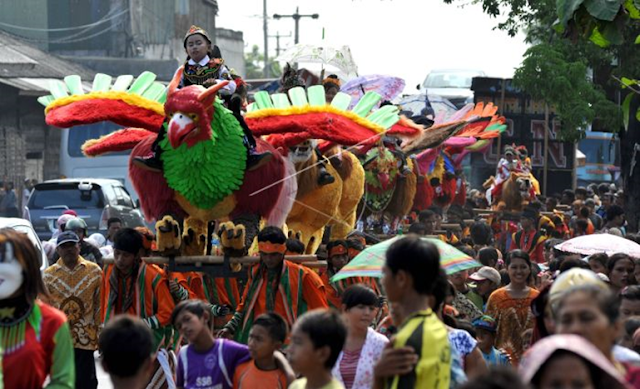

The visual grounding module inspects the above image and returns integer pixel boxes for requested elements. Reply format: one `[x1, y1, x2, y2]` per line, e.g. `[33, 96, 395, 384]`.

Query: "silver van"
[24, 178, 145, 241]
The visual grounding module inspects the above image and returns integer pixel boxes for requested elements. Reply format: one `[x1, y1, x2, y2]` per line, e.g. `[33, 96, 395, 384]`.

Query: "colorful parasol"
[331, 236, 480, 282]
[341, 75, 406, 107]
[555, 233, 640, 258]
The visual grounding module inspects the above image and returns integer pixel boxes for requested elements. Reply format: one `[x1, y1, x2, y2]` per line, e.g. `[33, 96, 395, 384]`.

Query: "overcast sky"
[216, 0, 528, 93]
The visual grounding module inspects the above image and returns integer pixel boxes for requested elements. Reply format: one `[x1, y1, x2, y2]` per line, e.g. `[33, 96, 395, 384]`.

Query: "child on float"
[134, 25, 269, 172]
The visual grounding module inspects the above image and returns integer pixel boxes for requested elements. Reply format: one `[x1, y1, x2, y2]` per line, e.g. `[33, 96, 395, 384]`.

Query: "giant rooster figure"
[40, 72, 397, 252]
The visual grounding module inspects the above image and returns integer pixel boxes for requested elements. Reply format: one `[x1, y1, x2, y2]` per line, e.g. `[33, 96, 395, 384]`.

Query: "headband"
[329, 245, 348, 257]
[348, 247, 361, 259]
[258, 241, 287, 254]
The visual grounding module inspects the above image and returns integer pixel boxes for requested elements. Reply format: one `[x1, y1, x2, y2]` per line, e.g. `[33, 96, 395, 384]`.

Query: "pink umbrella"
[555, 233, 640, 258]
[341, 74, 405, 107]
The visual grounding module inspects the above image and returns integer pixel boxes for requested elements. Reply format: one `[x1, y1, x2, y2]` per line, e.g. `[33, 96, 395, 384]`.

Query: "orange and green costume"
[102, 262, 176, 349]
[223, 260, 329, 344]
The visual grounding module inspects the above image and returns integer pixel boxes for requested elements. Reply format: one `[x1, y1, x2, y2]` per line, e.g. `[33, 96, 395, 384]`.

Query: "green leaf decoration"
[271, 93, 291, 109]
[111, 75, 134, 91]
[37, 95, 54, 107]
[128, 72, 156, 95]
[330, 92, 352, 110]
[141, 82, 166, 101]
[583, 0, 624, 22]
[288, 87, 308, 106]
[253, 91, 274, 109]
[64, 75, 84, 95]
[92, 73, 112, 92]
[352, 92, 382, 117]
[307, 85, 326, 106]
[50, 80, 70, 99]
[160, 100, 247, 210]
[622, 93, 633, 130]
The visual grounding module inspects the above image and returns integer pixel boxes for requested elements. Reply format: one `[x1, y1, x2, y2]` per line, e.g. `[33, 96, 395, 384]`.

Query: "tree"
[443, 0, 640, 231]
[244, 44, 281, 79]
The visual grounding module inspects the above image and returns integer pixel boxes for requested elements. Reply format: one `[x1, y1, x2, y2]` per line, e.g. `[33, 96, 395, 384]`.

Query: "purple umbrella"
[341, 74, 405, 107]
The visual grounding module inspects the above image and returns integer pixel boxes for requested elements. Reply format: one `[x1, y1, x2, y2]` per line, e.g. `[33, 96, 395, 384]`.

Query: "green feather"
[160, 99, 247, 209]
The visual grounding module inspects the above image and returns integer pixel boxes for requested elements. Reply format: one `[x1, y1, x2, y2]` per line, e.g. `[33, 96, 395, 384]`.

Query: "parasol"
[555, 233, 640, 258]
[331, 235, 480, 282]
[341, 74, 405, 107]
[275, 43, 358, 75]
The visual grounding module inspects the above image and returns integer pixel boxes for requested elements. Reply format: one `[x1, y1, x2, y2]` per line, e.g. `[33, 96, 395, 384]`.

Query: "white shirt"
[181, 55, 236, 95]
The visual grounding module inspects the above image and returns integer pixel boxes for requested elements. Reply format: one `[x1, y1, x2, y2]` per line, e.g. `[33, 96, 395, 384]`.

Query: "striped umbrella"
[331, 236, 480, 282]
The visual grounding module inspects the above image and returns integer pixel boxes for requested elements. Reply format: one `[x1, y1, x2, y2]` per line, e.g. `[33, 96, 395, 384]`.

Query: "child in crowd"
[233, 313, 295, 388]
[99, 315, 156, 389]
[472, 316, 511, 367]
[288, 309, 348, 389]
[173, 300, 251, 389]
[134, 25, 269, 172]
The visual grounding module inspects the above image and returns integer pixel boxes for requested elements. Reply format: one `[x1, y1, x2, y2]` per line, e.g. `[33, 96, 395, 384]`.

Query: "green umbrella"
[331, 236, 480, 282]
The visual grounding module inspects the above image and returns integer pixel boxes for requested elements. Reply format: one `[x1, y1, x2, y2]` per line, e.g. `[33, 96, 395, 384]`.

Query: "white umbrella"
[276, 43, 358, 76]
[555, 234, 640, 258]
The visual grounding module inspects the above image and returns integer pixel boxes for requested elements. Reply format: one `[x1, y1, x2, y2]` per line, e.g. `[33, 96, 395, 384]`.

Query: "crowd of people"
[2, 21, 638, 389]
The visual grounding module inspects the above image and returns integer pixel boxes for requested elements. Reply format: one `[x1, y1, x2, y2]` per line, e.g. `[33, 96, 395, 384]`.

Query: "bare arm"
[274, 350, 296, 385]
[464, 346, 488, 379]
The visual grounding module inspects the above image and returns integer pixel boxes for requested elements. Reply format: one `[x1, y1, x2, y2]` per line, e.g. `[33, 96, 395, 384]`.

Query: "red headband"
[258, 241, 287, 254]
[329, 245, 348, 257]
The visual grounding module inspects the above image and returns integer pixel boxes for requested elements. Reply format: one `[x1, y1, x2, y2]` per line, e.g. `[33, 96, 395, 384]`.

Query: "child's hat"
[184, 25, 212, 47]
[472, 315, 497, 333]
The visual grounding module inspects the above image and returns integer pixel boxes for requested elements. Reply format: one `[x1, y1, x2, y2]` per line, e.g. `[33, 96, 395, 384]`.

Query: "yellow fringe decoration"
[245, 105, 386, 134]
[44, 91, 165, 116]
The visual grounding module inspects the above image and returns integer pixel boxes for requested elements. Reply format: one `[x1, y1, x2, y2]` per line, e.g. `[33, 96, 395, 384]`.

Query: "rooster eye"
[188, 114, 198, 121]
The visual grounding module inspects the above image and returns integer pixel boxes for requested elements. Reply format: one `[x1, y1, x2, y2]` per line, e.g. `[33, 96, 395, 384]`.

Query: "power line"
[0, 8, 128, 32]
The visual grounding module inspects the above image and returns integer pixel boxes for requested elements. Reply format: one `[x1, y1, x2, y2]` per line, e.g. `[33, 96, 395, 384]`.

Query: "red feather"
[83, 128, 156, 156]
[46, 99, 164, 132]
[129, 137, 187, 221]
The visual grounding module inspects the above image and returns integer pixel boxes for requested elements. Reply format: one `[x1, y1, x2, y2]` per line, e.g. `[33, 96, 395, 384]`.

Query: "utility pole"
[268, 31, 292, 57]
[273, 7, 319, 44]
[263, 0, 269, 78]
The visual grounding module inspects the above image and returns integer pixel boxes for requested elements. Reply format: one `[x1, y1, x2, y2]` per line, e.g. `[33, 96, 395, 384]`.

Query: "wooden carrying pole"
[103, 255, 327, 268]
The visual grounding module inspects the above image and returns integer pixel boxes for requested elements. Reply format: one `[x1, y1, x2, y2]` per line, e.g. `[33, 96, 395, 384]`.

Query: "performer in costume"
[319, 240, 363, 309]
[219, 226, 328, 343]
[134, 25, 270, 173]
[101, 228, 177, 388]
[509, 207, 547, 264]
[0, 229, 75, 388]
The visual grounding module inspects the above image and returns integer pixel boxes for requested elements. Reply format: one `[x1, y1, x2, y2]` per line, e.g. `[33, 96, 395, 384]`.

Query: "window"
[29, 186, 104, 209]
[67, 123, 130, 157]
[115, 187, 134, 208]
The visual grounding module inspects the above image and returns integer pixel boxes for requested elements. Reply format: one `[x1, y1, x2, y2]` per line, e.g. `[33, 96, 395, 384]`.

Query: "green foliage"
[244, 44, 281, 79]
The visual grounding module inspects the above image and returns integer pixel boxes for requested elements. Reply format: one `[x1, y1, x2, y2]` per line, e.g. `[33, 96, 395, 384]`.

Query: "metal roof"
[0, 30, 94, 88]
[0, 77, 92, 95]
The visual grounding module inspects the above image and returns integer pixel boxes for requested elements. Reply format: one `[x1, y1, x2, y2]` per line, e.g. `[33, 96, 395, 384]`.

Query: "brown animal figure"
[499, 172, 533, 212]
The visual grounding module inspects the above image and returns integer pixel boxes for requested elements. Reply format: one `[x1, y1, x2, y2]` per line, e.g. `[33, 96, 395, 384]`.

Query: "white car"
[419, 69, 486, 108]
[0, 217, 49, 272]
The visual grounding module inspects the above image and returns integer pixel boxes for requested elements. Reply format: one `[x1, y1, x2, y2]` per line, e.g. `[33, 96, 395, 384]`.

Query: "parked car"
[0, 217, 48, 271]
[24, 178, 145, 241]
[418, 69, 486, 108]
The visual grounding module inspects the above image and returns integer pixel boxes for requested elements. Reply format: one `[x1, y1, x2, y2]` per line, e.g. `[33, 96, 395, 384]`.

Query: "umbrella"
[275, 43, 358, 75]
[396, 94, 458, 120]
[341, 75, 406, 107]
[555, 234, 640, 258]
[331, 236, 480, 282]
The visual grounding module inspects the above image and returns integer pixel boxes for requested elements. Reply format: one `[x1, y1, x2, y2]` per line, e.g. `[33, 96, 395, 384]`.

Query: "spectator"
[288, 309, 347, 389]
[604, 205, 626, 235]
[620, 286, 640, 320]
[233, 312, 295, 388]
[469, 266, 501, 307]
[331, 285, 388, 389]
[477, 247, 499, 269]
[105, 217, 123, 247]
[485, 249, 540, 364]
[99, 315, 155, 389]
[607, 253, 635, 294]
[0, 181, 18, 217]
[43, 231, 103, 389]
[472, 316, 511, 367]
[520, 335, 628, 389]
[561, 189, 575, 206]
[173, 300, 251, 389]
[587, 253, 609, 275]
[585, 198, 603, 230]
[53, 217, 103, 266]
[449, 269, 484, 318]
[373, 236, 451, 388]
[510, 207, 547, 264]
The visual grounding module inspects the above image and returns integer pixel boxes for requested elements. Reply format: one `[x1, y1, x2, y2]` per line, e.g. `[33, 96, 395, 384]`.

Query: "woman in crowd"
[520, 334, 629, 389]
[485, 249, 540, 365]
[608, 253, 635, 294]
[332, 284, 388, 389]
